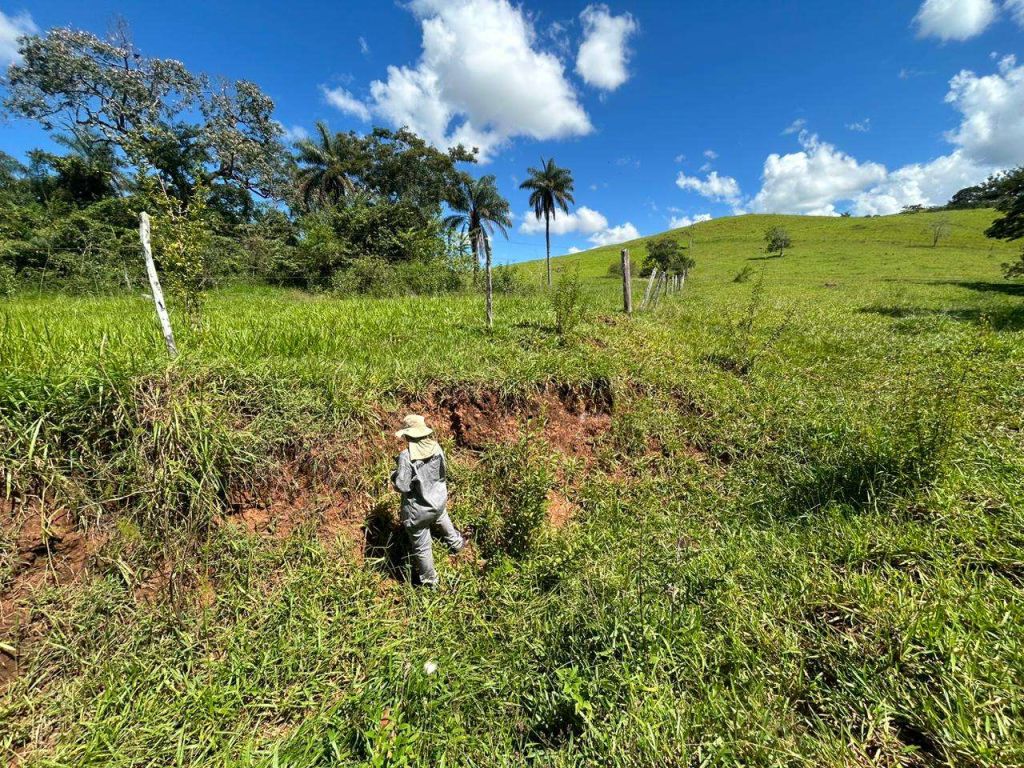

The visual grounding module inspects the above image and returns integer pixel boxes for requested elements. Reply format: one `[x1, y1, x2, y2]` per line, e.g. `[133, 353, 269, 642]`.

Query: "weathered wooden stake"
[642, 268, 658, 308]
[650, 272, 665, 307]
[139, 212, 177, 358]
[621, 248, 633, 315]
[479, 229, 493, 330]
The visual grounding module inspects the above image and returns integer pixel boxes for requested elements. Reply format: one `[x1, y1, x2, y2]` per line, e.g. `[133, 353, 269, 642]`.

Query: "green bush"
[330, 257, 466, 297]
[329, 257, 402, 297]
[395, 259, 465, 295]
[0, 261, 17, 297]
[551, 266, 587, 340]
[475, 436, 553, 559]
[491, 264, 532, 295]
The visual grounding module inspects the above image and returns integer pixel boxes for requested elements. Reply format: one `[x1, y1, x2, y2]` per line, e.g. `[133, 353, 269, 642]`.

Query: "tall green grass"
[2, 209, 1023, 765]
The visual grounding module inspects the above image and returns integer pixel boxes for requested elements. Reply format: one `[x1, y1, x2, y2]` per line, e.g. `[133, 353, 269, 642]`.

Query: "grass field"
[2, 208, 1023, 766]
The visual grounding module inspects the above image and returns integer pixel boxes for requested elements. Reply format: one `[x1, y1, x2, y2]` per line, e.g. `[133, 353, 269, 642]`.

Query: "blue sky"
[2, 0, 1023, 263]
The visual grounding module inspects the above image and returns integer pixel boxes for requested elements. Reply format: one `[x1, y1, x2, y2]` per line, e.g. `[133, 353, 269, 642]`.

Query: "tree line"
[0, 25, 580, 300]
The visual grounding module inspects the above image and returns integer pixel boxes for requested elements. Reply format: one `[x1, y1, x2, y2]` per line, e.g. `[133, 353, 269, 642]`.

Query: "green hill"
[522, 208, 1016, 284]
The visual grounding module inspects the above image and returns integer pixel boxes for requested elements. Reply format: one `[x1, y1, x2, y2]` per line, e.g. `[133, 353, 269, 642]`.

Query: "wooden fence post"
[479, 229, 493, 330]
[650, 272, 665, 307]
[139, 212, 177, 359]
[621, 248, 633, 315]
[642, 268, 658, 308]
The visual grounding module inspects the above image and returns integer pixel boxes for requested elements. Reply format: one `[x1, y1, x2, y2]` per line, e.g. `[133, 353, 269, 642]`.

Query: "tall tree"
[519, 158, 575, 287]
[292, 125, 474, 217]
[293, 121, 356, 210]
[4, 26, 288, 207]
[978, 166, 1024, 278]
[444, 174, 512, 282]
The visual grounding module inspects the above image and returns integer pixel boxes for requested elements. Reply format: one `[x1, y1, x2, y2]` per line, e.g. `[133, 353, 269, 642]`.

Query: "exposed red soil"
[407, 382, 613, 457]
[222, 382, 615, 550]
[1, 381, 618, 687]
[546, 489, 579, 529]
[1, 504, 105, 685]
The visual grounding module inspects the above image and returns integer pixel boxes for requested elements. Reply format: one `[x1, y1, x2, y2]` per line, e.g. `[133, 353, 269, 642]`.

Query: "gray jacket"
[391, 449, 449, 525]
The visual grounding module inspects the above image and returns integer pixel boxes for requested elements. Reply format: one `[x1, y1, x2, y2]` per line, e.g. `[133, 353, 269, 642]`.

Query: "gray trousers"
[404, 507, 464, 587]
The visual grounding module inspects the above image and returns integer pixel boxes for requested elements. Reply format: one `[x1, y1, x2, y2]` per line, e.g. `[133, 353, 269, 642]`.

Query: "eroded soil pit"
[0, 380, 617, 685]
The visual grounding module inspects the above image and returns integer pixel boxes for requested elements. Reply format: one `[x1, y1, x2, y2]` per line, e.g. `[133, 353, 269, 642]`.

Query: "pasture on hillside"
[2, 209, 1023, 766]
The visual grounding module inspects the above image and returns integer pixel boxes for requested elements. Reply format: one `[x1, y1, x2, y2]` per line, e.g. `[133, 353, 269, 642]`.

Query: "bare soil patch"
[1, 504, 105, 685]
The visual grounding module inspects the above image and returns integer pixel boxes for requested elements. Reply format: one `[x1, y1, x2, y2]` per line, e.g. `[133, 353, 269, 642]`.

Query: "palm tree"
[445, 174, 511, 328]
[519, 158, 575, 287]
[293, 121, 355, 210]
[444, 174, 512, 281]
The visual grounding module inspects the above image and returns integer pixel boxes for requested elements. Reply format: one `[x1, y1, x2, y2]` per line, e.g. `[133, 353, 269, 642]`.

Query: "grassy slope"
[1, 209, 1023, 766]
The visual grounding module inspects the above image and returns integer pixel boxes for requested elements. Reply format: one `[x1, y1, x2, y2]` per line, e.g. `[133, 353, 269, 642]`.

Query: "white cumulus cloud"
[750, 132, 887, 215]
[333, 0, 591, 161]
[322, 86, 371, 121]
[851, 150, 989, 215]
[676, 171, 742, 205]
[750, 57, 1024, 216]
[914, 0, 998, 41]
[281, 124, 309, 143]
[669, 213, 712, 229]
[575, 4, 638, 91]
[0, 9, 36, 66]
[588, 222, 640, 246]
[519, 205, 608, 236]
[944, 55, 1024, 166]
[852, 56, 1024, 213]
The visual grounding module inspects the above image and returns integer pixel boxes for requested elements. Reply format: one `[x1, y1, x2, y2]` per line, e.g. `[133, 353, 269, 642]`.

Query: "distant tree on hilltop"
[947, 167, 1022, 212]
[973, 167, 1024, 278]
[764, 226, 791, 257]
[646, 237, 695, 281]
[928, 216, 951, 247]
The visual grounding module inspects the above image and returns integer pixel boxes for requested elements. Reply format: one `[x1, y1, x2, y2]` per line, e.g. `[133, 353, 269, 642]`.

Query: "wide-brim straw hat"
[395, 414, 433, 440]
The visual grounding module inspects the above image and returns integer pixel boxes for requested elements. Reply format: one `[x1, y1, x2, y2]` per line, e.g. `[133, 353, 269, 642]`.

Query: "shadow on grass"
[859, 303, 1024, 331]
[777, 451, 927, 518]
[746, 254, 783, 261]
[704, 352, 751, 376]
[937, 279, 1024, 297]
[363, 501, 412, 584]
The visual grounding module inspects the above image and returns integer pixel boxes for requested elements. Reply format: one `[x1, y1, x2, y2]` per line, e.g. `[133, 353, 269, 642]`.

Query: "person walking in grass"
[391, 414, 465, 588]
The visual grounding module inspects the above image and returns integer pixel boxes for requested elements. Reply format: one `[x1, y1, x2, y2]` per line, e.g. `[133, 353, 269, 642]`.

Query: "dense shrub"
[474, 436, 553, 559]
[491, 264, 532, 295]
[329, 257, 400, 297]
[330, 256, 466, 297]
[551, 266, 587, 340]
[0, 261, 16, 297]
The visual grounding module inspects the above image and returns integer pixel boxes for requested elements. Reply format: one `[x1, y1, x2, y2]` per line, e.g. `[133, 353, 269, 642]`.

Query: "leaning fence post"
[621, 248, 633, 315]
[650, 272, 665, 308]
[139, 212, 177, 358]
[642, 268, 658, 308]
